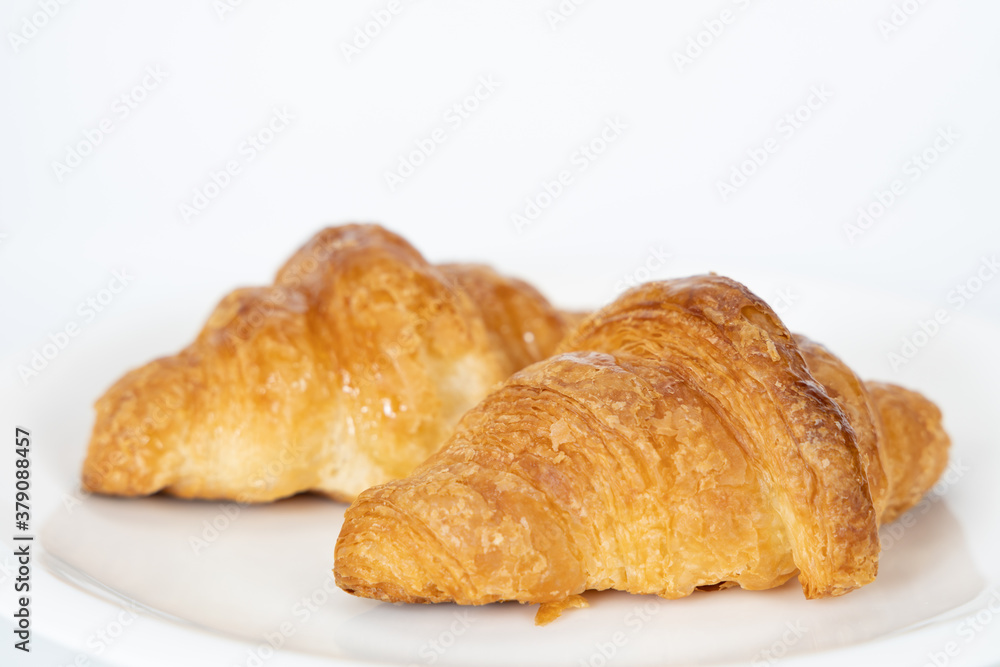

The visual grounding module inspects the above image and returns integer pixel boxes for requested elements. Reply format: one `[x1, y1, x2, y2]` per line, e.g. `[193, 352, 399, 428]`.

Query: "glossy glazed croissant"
[335, 275, 950, 609]
[82, 225, 572, 502]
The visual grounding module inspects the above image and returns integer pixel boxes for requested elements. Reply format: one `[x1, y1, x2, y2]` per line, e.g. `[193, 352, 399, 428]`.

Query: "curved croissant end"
[335, 275, 950, 604]
[81, 224, 572, 502]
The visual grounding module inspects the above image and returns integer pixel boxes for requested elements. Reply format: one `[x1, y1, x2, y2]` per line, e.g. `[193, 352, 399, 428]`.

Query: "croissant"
[81, 224, 572, 502]
[335, 275, 950, 614]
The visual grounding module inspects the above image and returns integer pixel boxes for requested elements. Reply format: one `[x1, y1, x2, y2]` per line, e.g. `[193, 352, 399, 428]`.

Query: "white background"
[1, 0, 999, 665]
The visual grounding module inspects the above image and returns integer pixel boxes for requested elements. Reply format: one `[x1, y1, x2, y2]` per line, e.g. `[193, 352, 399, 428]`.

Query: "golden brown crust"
[794, 335, 891, 521]
[866, 381, 950, 523]
[557, 310, 591, 332]
[437, 264, 569, 377]
[81, 224, 571, 502]
[335, 275, 951, 605]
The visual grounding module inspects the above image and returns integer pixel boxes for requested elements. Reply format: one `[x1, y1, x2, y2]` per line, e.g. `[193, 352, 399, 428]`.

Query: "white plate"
[6, 272, 1000, 667]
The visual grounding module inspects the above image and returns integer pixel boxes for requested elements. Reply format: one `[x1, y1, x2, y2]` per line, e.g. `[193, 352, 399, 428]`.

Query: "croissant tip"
[334, 572, 443, 605]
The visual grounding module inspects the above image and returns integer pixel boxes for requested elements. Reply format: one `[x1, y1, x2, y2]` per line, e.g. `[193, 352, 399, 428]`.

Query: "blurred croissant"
[335, 275, 950, 611]
[82, 224, 573, 502]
